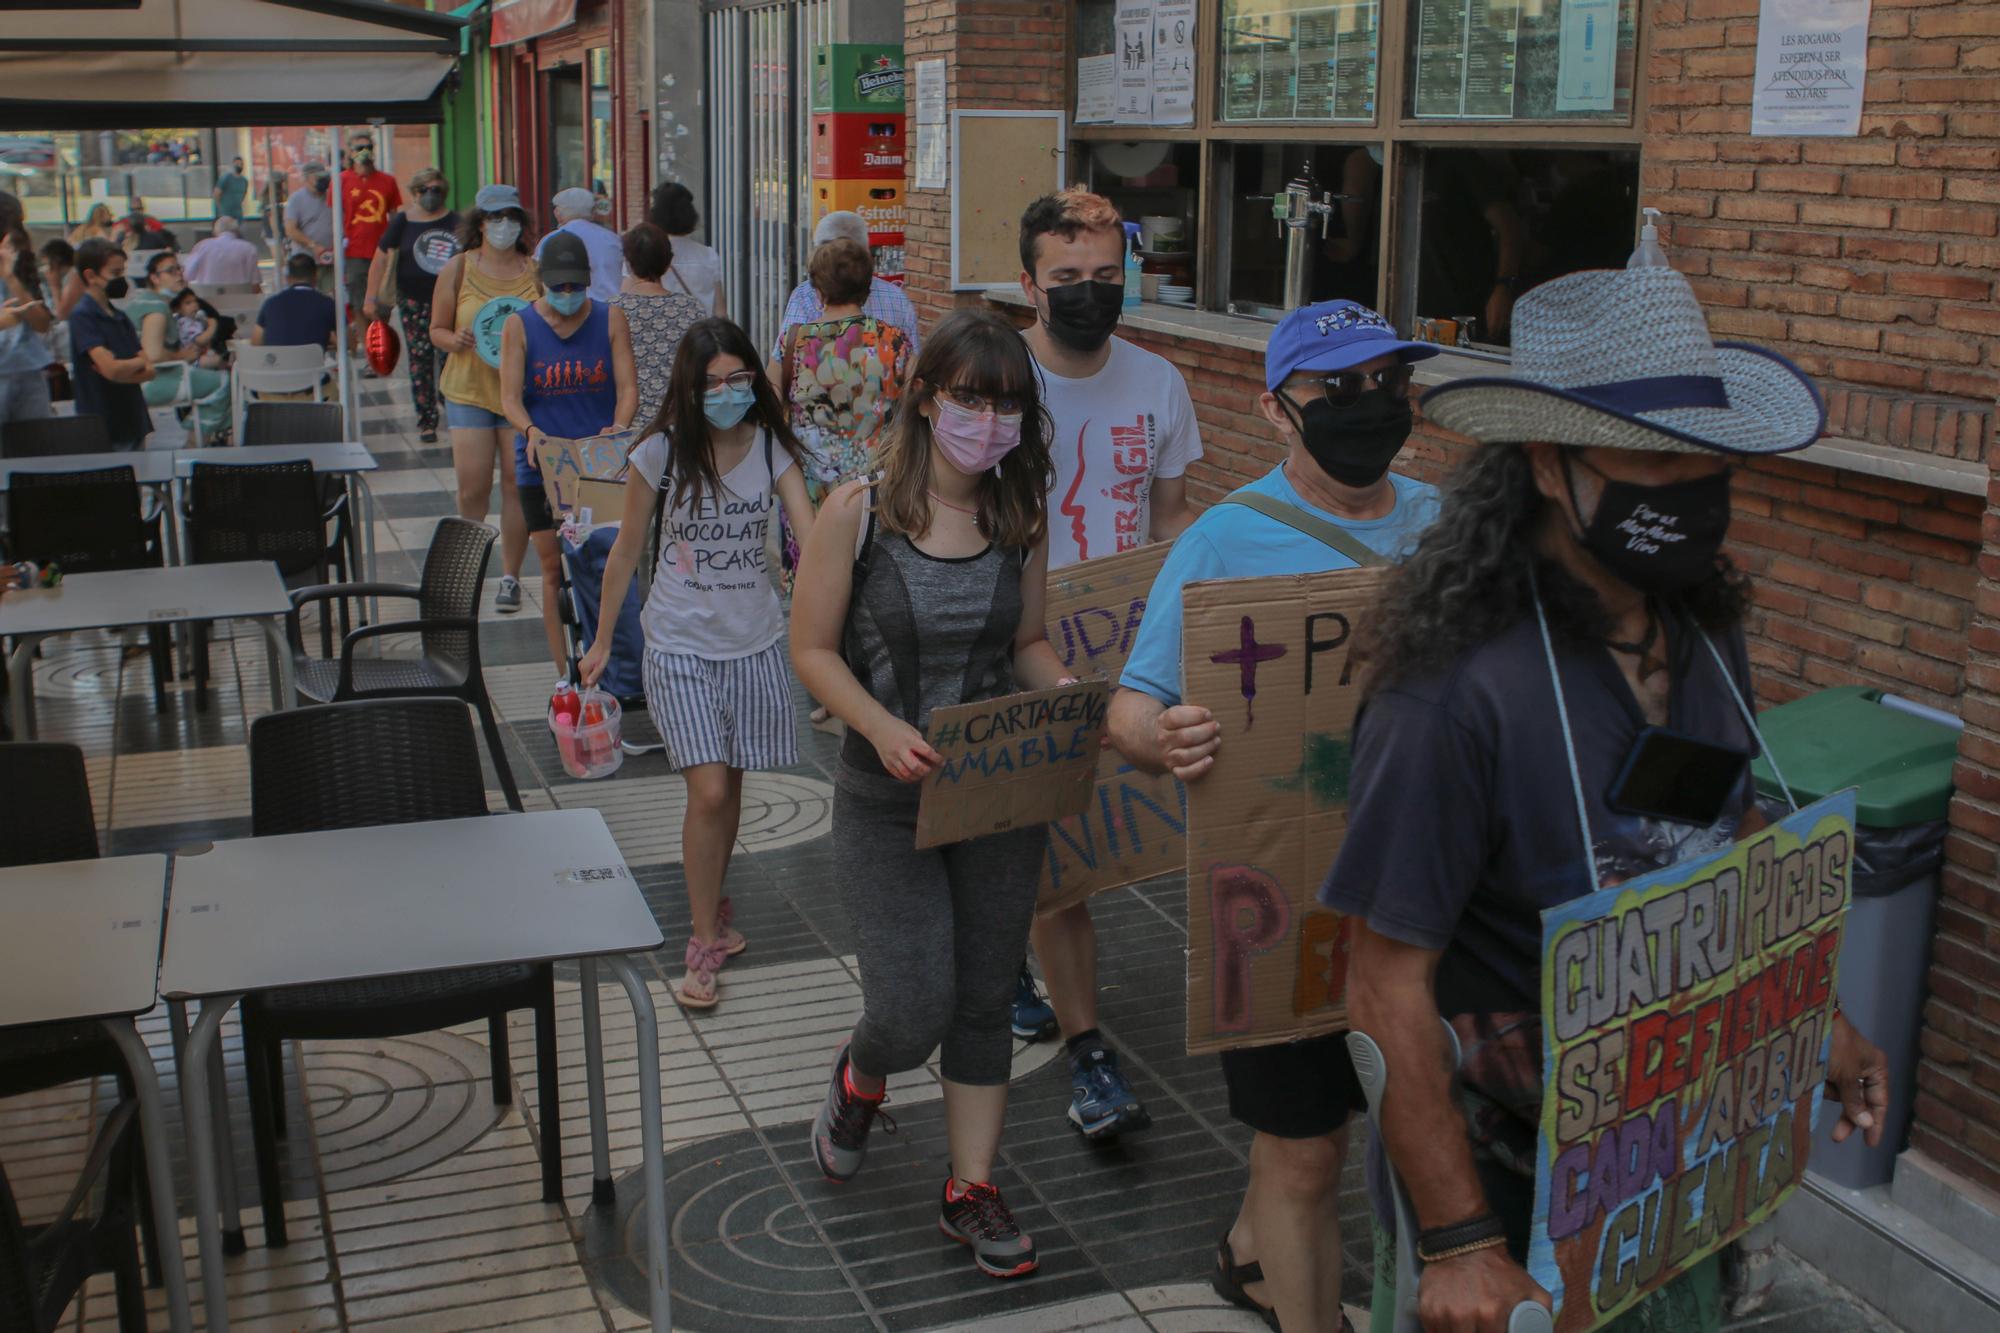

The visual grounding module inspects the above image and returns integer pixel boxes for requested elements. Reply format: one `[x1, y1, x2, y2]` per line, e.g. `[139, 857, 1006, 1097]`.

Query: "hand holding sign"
[915, 680, 1111, 850]
[1825, 1014, 1888, 1146]
[872, 719, 942, 783]
[1155, 703, 1219, 781]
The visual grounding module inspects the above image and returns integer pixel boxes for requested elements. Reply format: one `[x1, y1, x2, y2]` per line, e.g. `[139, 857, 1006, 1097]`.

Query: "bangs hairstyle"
[1017, 186, 1123, 275]
[456, 203, 532, 255]
[873, 308, 1053, 551]
[640, 317, 805, 513]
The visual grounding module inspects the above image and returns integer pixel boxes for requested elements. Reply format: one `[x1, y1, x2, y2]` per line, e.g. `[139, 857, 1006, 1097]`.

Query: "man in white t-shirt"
[1016, 187, 1200, 1140]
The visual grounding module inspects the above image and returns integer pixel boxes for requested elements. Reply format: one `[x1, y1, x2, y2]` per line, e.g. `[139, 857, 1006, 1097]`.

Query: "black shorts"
[1220, 1030, 1366, 1139]
[519, 480, 556, 534]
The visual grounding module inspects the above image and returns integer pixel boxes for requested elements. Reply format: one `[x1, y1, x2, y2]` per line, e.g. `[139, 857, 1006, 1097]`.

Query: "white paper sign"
[1076, 53, 1117, 124]
[912, 57, 948, 190]
[1752, 0, 1872, 137]
[1556, 0, 1618, 111]
[914, 57, 946, 126]
[1114, 0, 1154, 122]
[1152, 0, 1196, 126]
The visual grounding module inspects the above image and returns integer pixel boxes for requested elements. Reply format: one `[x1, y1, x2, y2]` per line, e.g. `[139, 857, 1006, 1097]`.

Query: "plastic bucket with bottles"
[548, 681, 623, 780]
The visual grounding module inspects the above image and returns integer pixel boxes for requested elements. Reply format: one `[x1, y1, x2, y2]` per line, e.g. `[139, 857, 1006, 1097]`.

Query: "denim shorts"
[443, 399, 508, 430]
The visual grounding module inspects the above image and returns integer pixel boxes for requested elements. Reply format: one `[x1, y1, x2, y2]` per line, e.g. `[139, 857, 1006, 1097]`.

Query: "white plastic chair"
[232, 343, 334, 442]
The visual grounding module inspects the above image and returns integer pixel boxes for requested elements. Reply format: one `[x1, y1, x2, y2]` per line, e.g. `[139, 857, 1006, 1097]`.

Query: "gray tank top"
[840, 505, 1024, 778]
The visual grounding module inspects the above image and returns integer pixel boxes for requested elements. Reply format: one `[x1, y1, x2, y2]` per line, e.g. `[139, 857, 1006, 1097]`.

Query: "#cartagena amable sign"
[1527, 790, 1855, 1330]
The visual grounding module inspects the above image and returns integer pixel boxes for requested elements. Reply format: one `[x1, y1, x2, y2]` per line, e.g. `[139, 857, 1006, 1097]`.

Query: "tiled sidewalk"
[7, 375, 1899, 1332]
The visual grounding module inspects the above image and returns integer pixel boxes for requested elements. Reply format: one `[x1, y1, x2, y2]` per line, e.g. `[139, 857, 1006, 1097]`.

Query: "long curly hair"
[1362, 443, 1751, 693]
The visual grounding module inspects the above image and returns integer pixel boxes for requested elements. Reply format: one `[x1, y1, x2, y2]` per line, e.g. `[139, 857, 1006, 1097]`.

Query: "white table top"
[0, 450, 177, 488]
[0, 855, 167, 1026]
[175, 442, 377, 477]
[159, 809, 662, 1000]
[0, 561, 291, 637]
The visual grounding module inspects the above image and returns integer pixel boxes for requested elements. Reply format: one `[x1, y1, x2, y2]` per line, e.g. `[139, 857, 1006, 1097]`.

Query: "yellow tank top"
[437, 249, 541, 415]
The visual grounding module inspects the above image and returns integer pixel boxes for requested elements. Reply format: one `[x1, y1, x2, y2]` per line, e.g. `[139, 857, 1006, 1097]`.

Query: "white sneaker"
[495, 575, 522, 613]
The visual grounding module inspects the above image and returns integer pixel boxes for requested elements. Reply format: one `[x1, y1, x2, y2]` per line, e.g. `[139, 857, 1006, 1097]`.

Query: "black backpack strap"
[1217, 489, 1387, 567]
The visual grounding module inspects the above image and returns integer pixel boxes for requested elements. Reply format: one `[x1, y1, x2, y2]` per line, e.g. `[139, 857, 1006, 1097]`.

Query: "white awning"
[0, 0, 466, 129]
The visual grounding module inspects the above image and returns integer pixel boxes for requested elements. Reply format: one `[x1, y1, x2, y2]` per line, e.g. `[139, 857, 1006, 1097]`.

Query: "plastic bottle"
[550, 680, 581, 728]
[1122, 221, 1144, 307]
[1627, 207, 1668, 269]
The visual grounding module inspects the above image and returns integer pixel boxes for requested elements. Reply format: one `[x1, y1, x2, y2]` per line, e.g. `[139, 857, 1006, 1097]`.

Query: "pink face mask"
[931, 395, 1023, 475]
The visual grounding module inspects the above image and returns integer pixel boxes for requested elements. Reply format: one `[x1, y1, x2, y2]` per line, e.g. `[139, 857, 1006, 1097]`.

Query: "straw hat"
[1420, 267, 1825, 456]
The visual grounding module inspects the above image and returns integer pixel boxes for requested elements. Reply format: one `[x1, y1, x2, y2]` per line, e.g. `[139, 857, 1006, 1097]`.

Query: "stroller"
[555, 516, 665, 756]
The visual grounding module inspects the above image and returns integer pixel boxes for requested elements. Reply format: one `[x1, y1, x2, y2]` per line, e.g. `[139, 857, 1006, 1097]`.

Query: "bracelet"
[1421, 1234, 1508, 1264]
[1416, 1212, 1508, 1264]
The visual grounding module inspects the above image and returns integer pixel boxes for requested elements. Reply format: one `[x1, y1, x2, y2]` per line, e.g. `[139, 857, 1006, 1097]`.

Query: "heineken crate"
[811, 43, 905, 114]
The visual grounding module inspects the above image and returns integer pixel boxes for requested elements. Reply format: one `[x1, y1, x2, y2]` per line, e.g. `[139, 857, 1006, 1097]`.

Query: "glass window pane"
[1080, 139, 1202, 302]
[1220, 141, 1381, 319]
[1407, 145, 1637, 348]
[1078, 0, 1116, 59]
[588, 47, 615, 213]
[1221, 1, 1381, 124]
[1406, 0, 1635, 122]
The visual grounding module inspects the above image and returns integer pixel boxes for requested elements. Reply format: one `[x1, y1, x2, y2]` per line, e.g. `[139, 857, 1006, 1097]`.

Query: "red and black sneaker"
[938, 1178, 1038, 1279]
[810, 1043, 894, 1183]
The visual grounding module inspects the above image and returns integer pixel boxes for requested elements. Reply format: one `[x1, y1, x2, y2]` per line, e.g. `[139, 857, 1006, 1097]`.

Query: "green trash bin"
[1750, 685, 1958, 1190]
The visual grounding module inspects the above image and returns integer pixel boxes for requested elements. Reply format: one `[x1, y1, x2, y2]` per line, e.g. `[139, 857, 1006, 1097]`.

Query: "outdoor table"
[0, 561, 294, 738]
[0, 450, 178, 490]
[158, 808, 673, 1333]
[0, 854, 194, 1333]
[174, 441, 382, 584]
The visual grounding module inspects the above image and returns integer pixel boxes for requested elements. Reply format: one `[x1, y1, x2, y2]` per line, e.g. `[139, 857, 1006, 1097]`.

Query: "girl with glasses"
[580, 317, 815, 1009]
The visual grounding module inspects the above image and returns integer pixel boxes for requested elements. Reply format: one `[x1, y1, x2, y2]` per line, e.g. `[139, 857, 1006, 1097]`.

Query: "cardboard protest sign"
[915, 681, 1111, 851]
[534, 431, 634, 519]
[1527, 790, 1856, 1331]
[1182, 567, 1384, 1055]
[1038, 542, 1186, 915]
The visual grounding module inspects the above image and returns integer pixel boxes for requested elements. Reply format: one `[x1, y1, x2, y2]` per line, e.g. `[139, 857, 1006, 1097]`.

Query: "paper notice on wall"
[912, 57, 947, 189]
[1752, 0, 1872, 136]
[1152, 0, 1196, 125]
[914, 57, 946, 125]
[1076, 53, 1117, 125]
[1556, 0, 1618, 111]
[1114, 0, 1154, 122]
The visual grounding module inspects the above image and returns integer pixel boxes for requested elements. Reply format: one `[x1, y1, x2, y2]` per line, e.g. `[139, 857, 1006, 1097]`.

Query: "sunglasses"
[1289, 364, 1414, 409]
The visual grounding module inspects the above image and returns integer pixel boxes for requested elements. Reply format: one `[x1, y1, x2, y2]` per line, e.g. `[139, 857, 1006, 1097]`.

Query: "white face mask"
[483, 217, 522, 250]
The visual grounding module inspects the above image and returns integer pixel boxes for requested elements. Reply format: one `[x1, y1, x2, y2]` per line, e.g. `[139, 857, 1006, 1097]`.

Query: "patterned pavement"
[5, 373, 1898, 1331]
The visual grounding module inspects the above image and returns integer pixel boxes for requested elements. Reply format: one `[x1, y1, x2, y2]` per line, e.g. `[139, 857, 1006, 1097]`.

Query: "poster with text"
[534, 430, 634, 516]
[1556, 0, 1618, 112]
[916, 681, 1111, 851]
[912, 58, 948, 188]
[1076, 53, 1117, 125]
[1527, 790, 1856, 1331]
[1038, 542, 1186, 915]
[1183, 567, 1384, 1055]
[1152, 0, 1197, 125]
[1752, 0, 1872, 137]
[1114, 0, 1154, 122]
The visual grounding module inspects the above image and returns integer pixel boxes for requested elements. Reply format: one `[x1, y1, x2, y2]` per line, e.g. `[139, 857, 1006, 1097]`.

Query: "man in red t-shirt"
[337, 132, 401, 353]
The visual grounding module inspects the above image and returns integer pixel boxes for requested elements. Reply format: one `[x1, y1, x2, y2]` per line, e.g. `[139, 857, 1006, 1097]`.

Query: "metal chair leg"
[535, 975, 562, 1204]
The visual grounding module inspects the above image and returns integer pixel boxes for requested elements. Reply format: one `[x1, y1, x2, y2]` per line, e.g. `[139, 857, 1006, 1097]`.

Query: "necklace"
[1605, 608, 1668, 681]
[927, 489, 979, 517]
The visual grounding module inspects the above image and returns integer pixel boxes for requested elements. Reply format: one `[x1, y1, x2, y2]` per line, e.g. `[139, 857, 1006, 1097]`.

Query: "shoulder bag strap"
[665, 262, 696, 299]
[1217, 490, 1387, 567]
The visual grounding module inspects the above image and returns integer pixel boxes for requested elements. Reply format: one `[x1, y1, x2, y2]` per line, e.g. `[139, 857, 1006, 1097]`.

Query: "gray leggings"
[834, 770, 1049, 1086]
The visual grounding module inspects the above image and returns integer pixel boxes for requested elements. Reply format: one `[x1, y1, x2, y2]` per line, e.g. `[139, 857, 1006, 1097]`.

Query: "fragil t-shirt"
[1120, 463, 1439, 706]
[626, 429, 794, 660]
[1035, 336, 1202, 571]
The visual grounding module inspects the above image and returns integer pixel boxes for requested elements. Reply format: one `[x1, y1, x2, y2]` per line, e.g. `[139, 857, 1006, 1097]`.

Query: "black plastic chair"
[1, 1100, 148, 1332]
[183, 459, 349, 704]
[241, 402, 343, 448]
[0, 414, 111, 459]
[0, 744, 163, 1292]
[4, 468, 171, 713]
[241, 698, 560, 1247]
[286, 516, 522, 811]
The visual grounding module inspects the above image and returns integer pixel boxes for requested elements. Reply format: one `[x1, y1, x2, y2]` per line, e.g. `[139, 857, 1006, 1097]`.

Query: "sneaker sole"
[937, 1220, 1038, 1278]
[1011, 1020, 1058, 1041]
[495, 601, 521, 614]
[1068, 1103, 1153, 1139]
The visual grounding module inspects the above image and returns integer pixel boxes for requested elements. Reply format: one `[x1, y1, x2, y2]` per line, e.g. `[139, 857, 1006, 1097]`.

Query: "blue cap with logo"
[1264, 300, 1439, 391]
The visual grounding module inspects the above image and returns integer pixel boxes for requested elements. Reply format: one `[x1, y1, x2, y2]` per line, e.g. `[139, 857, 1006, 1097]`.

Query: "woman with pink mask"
[787, 308, 1070, 1282]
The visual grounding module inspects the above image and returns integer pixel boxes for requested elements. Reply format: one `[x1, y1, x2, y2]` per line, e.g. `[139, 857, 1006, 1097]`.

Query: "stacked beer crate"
[809, 43, 908, 284]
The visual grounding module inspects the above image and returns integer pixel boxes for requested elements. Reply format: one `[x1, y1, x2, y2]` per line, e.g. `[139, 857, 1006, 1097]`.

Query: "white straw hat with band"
[1420, 267, 1826, 457]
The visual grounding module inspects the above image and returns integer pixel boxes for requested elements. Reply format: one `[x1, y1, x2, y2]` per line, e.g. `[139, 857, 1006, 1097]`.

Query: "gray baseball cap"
[475, 183, 523, 214]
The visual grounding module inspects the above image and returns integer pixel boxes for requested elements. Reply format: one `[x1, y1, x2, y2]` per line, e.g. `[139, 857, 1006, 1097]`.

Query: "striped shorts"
[641, 641, 799, 772]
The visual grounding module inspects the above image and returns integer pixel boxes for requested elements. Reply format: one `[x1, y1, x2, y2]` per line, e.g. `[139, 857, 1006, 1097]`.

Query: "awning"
[491, 0, 577, 47]
[0, 0, 467, 129]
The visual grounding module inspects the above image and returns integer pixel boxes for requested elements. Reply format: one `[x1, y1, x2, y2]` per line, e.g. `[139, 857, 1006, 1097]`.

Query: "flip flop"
[676, 936, 727, 1010]
[1212, 1232, 1280, 1332]
[718, 897, 747, 958]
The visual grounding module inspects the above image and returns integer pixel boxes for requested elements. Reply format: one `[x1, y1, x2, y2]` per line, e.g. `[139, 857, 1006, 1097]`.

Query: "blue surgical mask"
[546, 288, 587, 316]
[703, 383, 756, 429]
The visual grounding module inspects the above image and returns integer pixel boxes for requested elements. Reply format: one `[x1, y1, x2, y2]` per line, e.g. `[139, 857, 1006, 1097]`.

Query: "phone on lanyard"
[1604, 726, 1750, 827]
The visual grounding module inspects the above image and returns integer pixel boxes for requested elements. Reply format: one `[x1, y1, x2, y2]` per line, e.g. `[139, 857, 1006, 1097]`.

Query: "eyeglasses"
[1291, 364, 1414, 409]
[703, 371, 758, 393]
[157, 265, 183, 277]
[939, 387, 1026, 416]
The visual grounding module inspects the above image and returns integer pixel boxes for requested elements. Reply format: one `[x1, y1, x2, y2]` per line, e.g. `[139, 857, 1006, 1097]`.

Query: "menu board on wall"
[1221, 0, 1379, 123]
[1413, 0, 1519, 118]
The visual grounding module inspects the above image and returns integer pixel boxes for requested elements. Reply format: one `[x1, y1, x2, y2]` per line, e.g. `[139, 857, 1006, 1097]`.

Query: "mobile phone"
[1604, 726, 1751, 828]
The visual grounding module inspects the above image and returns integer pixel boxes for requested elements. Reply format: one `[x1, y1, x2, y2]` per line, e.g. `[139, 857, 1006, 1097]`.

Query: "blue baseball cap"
[1265, 300, 1439, 392]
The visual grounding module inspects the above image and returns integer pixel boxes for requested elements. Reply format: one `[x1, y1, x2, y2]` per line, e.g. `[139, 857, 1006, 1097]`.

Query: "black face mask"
[101, 276, 129, 300]
[1037, 279, 1123, 353]
[1278, 388, 1413, 489]
[418, 189, 446, 210]
[1563, 453, 1733, 596]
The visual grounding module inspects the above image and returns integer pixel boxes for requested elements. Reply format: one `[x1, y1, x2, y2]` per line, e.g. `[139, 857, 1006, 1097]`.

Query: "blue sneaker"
[1011, 967, 1058, 1042]
[1067, 1044, 1151, 1139]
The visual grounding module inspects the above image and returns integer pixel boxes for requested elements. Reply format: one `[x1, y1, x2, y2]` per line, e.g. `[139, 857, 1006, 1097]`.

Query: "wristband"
[1416, 1212, 1507, 1263]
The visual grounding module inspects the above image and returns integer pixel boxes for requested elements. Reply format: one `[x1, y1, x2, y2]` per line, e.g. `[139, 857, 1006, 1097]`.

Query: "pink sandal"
[718, 896, 747, 959]
[676, 936, 728, 1010]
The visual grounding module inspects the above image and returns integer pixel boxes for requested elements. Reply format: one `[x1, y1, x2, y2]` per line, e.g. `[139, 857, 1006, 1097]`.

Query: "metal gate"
[706, 0, 833, 356]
